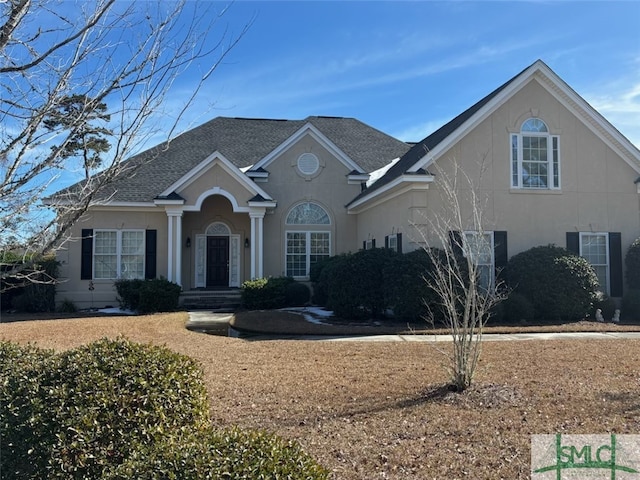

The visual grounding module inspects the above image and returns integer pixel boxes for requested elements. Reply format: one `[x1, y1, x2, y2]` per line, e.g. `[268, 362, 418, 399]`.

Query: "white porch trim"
[165, 207, 184, 285]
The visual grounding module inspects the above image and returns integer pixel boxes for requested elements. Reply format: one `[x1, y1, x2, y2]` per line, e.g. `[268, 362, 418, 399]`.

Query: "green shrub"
[311, 254, 348, 306]
[622, 289, 640, 322]
[327, 248, 398, 320]
[107, 427, 329, 479]
[0, 342, 58, 478]
[502, 292, 534, 324]
[115, 278, 181, 313]
[383, 248, 442, 322]
[285, 281, 311, 306]
[507, 245, 599, 321]
[114, 278, 144, 310]
[0, 338, 210, 479]
[241, 276, 295, 310]
[138, 277, 181, 313]
[626, 237, 640, 290]
[9, 256, 59, 312]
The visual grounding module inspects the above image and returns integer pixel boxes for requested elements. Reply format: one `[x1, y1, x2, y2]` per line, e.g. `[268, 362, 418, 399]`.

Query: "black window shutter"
[372, 238, 376, 248]
[362, 240, 366, 250]
[145, 229, 157, 279]
[566, 232, 579, 255]
[609, 232, 623, 297]
[449, 230, 463, 257]
[385, 236, 389, 249]
[493, 231, 508, 280]
[81, 229, 93, 280]
[397, 233, 403, 254]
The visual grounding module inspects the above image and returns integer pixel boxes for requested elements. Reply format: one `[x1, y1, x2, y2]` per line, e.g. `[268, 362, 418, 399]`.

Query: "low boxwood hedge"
[1, 338, 328, 479]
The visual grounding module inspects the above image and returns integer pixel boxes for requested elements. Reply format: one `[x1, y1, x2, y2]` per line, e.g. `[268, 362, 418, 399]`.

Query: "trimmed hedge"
[241, 276, 296, 310]
[5, 256, 59, 312]
[0, 339, 329, 479]
[326, 248, 398, 320]
[507, 245, 599, 321]
[622, 289, 640, 322]
[114, 277, 181, 313]
[626, 237, 640, 290]
[107, 427, 329, 479]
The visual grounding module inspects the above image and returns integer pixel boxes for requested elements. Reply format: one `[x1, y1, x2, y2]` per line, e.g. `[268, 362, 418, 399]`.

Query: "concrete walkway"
[186, 311, 640, 342]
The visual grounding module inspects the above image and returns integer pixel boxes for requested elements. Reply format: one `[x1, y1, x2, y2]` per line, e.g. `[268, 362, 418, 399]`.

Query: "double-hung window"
[93, 230, 145, 280]
[511, 118, 560, 189]
[579, 233, 609, 295]
[285, 202, 331, 278]
[463, 231, 495, 292]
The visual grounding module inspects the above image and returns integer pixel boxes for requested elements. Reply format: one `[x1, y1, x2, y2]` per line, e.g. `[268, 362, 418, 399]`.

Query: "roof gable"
[350, 60, 640, 208]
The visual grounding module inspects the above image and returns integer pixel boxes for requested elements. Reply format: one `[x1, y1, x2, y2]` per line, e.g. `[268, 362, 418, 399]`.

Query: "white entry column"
[166, 208, 184, 285]
[249, 208, 266, 279]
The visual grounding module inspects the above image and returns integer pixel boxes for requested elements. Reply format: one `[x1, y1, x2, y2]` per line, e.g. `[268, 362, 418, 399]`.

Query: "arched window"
[511, 118, 560, 189]
[285, 202, 331, 278]
[286, 202, 330, 225]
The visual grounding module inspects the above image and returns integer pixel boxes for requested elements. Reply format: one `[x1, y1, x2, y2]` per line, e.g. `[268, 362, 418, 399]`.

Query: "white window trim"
[463, 231, 495, 291]
[510, 122, 560, 190]
[388, 234, 398, 252]
[285, 230, 331, 280]
[579, 232, 610, 295]
[93, 229, 145, 280]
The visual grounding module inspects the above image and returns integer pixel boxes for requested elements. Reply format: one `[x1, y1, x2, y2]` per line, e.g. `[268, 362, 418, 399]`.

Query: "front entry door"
[206, 236, 229, 287]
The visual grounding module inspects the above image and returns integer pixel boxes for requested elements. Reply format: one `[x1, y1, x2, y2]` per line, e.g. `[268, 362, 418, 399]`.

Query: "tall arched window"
[511, 118, 560, 189]
[285, 202, 331, 278]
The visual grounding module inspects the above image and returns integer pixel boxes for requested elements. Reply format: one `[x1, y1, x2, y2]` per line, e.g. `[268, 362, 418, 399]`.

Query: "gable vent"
[297, 153, 320, 175]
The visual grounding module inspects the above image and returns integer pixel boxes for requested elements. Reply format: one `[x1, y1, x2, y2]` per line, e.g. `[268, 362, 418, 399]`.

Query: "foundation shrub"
[310, 254, 348, 306]
[507, 245, 599, 321]
[114, 278, 144, 310]
[327, 248, 398, 320]
[138, 277, 181, 313]
[241, 276, 294, 310]
[106, 427, 329, 479]
[383, 248, 442, 322]
[115, 278, 181, 313]
[285, 281, 311, 306]
[592, 295, 617, 321]
[502, 292, 534, 324]
[9, 256, 59, 312]
[622, 289, 640, 322]
[626, 237, 640, 290]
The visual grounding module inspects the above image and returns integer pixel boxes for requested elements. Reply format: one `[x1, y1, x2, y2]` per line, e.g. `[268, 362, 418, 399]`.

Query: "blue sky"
[169, 0, 640, 147]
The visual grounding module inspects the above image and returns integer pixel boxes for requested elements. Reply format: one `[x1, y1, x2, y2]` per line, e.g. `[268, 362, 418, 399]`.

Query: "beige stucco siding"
[259, 134, 363, 276]
[357, 77, 640, 262]
[56, 209, 167, 309]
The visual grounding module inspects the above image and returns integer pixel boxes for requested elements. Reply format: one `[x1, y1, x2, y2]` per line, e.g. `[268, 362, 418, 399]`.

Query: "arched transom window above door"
[285, 202, 331, 278]
[205, 222, 231, 235]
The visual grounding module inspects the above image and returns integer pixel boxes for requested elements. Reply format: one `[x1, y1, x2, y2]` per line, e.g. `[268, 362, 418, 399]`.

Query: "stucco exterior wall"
[56, 208, 167, 309]
[258, 133, 363, 277]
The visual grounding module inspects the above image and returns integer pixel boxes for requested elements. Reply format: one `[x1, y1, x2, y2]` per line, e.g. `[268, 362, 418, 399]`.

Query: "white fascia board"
[160, 151, 274, 201]
[246, 171, 269, 178]
[153, 199, 185, 206]
[347, 174, 434, 213]
[348, 174, 370, 184]
[248, 200, 277, 208]
[252, 123, 363, 174]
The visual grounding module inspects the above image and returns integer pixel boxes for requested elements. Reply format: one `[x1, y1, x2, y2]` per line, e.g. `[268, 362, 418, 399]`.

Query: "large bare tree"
[412, 158, 507, 391]
[0, 0, 250, 285]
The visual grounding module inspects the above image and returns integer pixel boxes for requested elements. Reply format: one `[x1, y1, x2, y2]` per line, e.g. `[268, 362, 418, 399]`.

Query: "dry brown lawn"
[2, 313, 639, 480]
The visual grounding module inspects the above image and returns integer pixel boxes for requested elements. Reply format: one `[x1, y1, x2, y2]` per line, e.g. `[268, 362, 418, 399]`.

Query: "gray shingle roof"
[52, 116, 410, 203]
[347, 63, 531, 206]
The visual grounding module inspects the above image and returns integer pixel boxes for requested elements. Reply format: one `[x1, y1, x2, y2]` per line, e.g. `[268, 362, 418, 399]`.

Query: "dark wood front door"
[206, 236, 229, 287]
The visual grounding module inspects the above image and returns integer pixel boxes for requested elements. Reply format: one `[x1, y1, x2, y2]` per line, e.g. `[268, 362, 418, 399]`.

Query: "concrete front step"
[180, 289, 242, 311]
